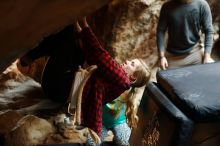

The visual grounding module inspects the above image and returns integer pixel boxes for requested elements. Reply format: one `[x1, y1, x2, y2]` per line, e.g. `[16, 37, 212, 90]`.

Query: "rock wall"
[2, 0, 220, 76]
[92, 0, 163, 68]
[93, 0, 219, 66]
[0, 0, 110, 73]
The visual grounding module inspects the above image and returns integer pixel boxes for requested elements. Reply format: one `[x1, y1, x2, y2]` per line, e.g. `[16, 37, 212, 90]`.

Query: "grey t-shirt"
[157, 0, 213, 54]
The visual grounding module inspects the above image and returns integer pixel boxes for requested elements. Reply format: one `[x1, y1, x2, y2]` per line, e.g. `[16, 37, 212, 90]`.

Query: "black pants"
[26, 25, 84, 102]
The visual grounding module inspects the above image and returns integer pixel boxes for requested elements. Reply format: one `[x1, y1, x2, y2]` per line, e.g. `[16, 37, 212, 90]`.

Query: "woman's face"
[121, 59, 141, 79]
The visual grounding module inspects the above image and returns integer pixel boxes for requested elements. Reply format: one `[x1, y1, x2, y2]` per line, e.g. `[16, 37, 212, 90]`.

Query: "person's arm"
[201, 1, 214, 63]
[79, 20, 130, 90]
[156, 4, 168, 69]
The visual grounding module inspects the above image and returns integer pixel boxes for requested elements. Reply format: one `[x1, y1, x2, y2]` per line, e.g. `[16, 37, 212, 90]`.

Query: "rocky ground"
[0, 61, 88, 146]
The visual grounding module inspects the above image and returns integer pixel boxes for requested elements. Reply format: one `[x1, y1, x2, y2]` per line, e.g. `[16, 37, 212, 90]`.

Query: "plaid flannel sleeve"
[80, 27, 130, 90]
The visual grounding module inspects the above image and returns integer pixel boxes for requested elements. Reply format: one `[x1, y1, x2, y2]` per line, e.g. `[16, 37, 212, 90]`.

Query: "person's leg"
[20, 26, 76, 66]
[41, 26, 85, 102]
[86, 125, 109, 146]
[41, 45, 84, 102]
[112, 122, 131, 146]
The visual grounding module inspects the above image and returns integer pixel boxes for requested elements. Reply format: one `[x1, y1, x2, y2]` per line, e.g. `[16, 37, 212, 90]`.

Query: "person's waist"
[167, 43, 200, 55]
[102, 118, 126, 129]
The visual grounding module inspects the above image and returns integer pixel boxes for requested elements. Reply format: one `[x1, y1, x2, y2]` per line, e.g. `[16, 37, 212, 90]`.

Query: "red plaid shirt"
[80, 28, 131, 136]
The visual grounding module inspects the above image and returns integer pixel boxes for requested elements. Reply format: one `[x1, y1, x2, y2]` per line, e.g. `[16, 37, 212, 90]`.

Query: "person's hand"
[160, 56, 168, 70]
[82, 16, 89, 28]
[203, 53, 215, 64]
[74, 20, 82, 33]
[74, 16, 89, 32]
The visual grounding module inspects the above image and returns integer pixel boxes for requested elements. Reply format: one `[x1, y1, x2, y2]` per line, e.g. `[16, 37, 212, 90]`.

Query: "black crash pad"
[157, 62, 220, 122]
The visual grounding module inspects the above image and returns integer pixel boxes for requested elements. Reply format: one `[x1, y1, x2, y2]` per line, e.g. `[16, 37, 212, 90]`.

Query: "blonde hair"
[125, 59, 151, 128]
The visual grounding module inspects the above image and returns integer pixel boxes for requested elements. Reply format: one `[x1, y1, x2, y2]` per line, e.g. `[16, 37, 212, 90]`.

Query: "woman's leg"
[112, 122, 131, 146]
[20, 25, 77, 66]
[41, 45, 84, 102]
[41, 26, 85, 102]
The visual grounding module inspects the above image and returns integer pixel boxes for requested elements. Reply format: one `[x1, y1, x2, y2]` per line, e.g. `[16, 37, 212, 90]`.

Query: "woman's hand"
[73, 16, 89, 32]
[73, 20, 82, 33]
[82, 16, 89, 28]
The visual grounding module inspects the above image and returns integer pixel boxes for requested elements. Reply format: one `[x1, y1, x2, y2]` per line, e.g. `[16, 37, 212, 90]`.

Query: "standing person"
[157, 0, 214, 70]
[20, 17, 151, 145]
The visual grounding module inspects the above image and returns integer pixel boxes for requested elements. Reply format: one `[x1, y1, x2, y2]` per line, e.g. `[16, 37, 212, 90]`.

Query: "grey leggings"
[86, 122, 131, 146]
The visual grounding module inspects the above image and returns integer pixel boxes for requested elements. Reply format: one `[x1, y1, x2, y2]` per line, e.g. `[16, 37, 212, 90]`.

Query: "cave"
[0, 0, 220, 146]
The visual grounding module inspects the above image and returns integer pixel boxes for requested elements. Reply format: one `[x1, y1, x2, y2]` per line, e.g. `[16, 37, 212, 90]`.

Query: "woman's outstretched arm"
[78, 17, 130, 93]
